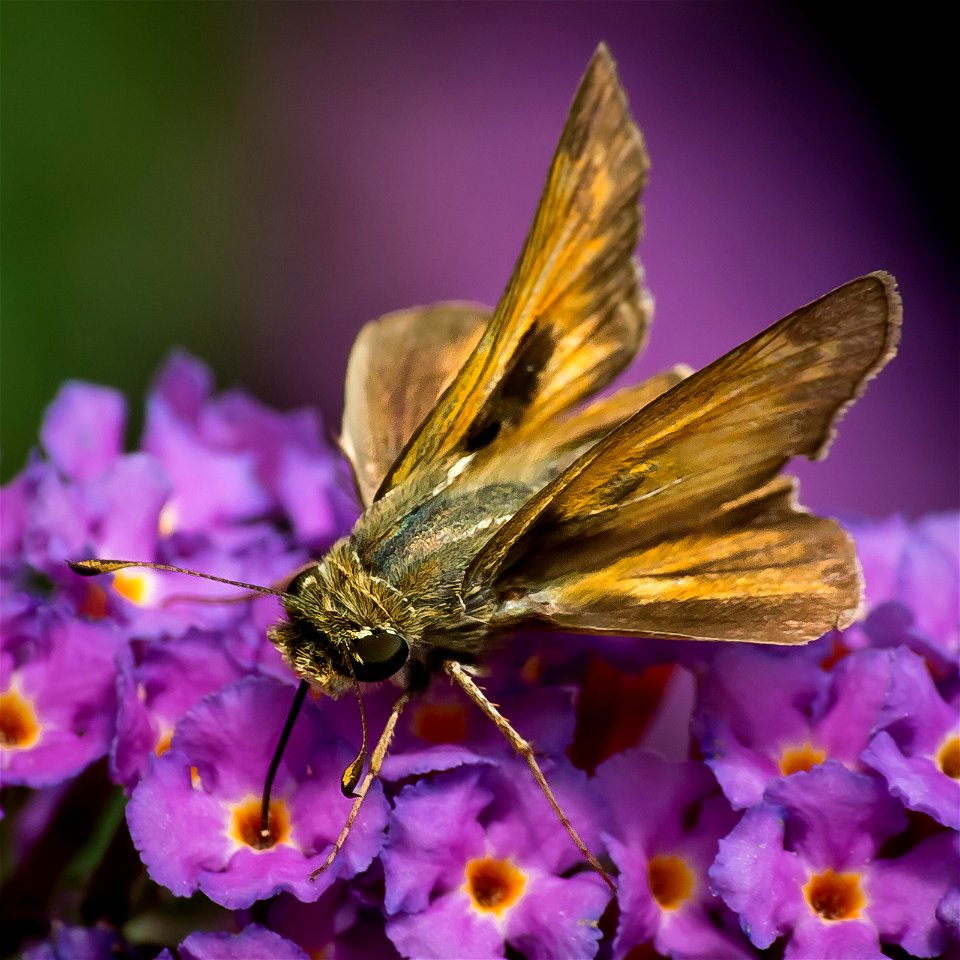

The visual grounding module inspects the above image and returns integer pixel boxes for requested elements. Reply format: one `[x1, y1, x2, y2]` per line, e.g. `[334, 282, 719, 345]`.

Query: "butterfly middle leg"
[444, 659, 616, 891]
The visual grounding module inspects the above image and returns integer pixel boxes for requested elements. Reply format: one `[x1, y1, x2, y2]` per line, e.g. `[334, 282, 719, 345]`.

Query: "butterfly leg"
[309, 688, 413, 880]
[444, 659, 616, 891]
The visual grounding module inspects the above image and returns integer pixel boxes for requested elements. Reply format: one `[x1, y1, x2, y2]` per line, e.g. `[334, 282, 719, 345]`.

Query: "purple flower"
[110, 628, 249, 791]
[0, 449, 166, 635]
[694, 646, 828, 808]
[38, 382, 127, 483]
[593, 749, 751, 959]
[144, 352, 352, 545]
[2, 356, 338, 647]
[711, 761, 956, 958]
[938, 875, 960, 939]
[1, 357, 343, 792]
[382, 759, 611, 959]
[867, 831, 960, 959]
[848, 513, 959, 672]
[381, 656, 577, 782]
[3, 381, 169, 584]
[267, 886, 401, 959]
[155, 923, 309, 960]
[126, 676, 389, 909]
[143, 357, 273, 536]
[4, 349, 959, 960]
[694, 646, 896, 809]
[23, 923, 129, 960]
[1, 612, 122, 787]
[862, 646, 960, 829]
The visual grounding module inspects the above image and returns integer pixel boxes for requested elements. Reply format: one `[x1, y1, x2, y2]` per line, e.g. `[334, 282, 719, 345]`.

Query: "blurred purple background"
[4, 3, 956, 517]
[245, 4, 956, 517]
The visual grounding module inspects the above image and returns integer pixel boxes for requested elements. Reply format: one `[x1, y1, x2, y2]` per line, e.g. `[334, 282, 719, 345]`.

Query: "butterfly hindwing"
[489, 478, 861, 643]
[341, 302, 488, 506]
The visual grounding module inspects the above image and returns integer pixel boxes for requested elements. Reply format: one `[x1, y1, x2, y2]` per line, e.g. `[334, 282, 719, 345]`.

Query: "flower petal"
[40, 382, 125, 482]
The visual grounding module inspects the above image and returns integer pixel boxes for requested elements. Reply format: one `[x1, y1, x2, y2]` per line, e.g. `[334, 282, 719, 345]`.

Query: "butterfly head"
[270, 541, 413, 694]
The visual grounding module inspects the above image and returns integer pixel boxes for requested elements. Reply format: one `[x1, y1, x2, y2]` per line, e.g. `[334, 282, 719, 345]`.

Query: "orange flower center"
[412, 702, 469, 744]
[520, 655, 543, 684]
[803, 869, 866, 921]
[228, 795, 291, 850]
[0, 688, 41, 749]
[648, 854, 695, 911]
[78, 582, 109, 618]
[463, 857, 527, 917]
[155, 729, 174, 756]
[779, 741, 827, 776]
[937, 733, 960, 780]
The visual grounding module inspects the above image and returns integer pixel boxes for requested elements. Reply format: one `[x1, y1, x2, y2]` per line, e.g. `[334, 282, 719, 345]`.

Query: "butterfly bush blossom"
[2, 355, 958, 959]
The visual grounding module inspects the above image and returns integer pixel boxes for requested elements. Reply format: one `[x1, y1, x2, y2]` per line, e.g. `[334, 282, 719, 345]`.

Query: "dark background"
[3, 3, 956, 516]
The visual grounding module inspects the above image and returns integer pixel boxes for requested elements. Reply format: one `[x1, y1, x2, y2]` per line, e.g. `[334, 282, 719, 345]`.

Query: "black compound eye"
[352, 628, 409, 682]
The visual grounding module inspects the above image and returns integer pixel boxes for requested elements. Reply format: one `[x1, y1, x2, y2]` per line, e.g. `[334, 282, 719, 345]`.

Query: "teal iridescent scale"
[358, 483, 531, 591]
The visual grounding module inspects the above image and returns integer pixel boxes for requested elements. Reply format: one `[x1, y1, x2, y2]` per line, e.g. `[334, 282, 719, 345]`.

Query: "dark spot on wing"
[464, 320, 556, 452]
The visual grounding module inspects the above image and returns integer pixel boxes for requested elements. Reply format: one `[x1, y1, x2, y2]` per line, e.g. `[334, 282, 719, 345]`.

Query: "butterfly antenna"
[340, 675, 370, 797]
[310, 689, 412, 881]
[258, 679, 310, 847]
[67, 558, 283, 597]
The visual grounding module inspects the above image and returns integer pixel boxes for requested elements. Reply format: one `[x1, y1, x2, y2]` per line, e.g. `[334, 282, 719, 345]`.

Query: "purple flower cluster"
[2, 357, 957, 959]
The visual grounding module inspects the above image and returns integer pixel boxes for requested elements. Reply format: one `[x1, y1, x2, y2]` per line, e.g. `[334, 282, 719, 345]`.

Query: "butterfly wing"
[466, 272, 901, 643]
[341, 302, 489, 506]
[463, 365, 691, 490]
[491, 478, 861, 643]
[376, 44, 651, 499]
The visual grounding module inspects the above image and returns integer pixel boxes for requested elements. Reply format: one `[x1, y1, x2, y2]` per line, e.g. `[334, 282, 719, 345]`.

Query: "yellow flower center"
[158, 500, 178, 537]
[779, 741, 827, 776]
[803, 868, 866, 921]
[0, 687, 41, 749]
[648, 854, 695, 911]
[463, 856, 527, 918]
[113, 570, 155, 606]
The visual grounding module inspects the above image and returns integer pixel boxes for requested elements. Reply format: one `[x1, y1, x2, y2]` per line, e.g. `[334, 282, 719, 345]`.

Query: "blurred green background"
[3, 2, 259, 480]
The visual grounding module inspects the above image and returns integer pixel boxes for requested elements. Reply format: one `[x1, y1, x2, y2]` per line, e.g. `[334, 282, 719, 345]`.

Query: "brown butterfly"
[71, 43, 901, 889]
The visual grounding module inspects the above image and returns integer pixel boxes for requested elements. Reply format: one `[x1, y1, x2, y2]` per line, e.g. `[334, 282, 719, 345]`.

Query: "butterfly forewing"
[462, 366, 692, 491]
[464, 273, 901, 643]
[376, 44, 652, 500]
